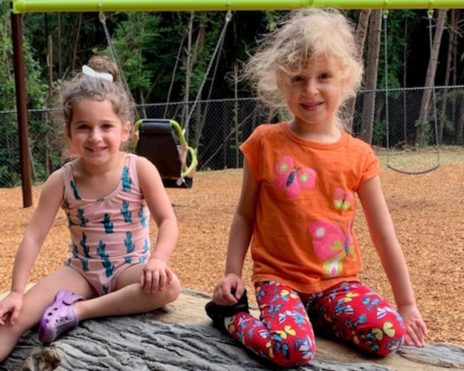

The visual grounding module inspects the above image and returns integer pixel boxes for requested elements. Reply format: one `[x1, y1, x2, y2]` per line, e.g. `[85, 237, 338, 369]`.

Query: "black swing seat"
[135, 119, 193, 189]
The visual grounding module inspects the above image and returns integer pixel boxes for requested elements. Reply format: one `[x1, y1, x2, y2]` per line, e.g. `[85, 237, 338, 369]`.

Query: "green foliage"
[0, 7, 52, 186]
[111, 13, 160, 95]
[378, 10, 416, 89]
[177, 13, 225, 101]
[0, 8, 463, 186]
[372, 119, 387, 145]
[0, 112, 22, 186]
[0, 9, 17, 111]
[437, 90, 464, 143]
[0, 11, 47, 110]
[263, 11, 283, 31]
[106, 13, 203, 102]
[23, 12, 114, 80]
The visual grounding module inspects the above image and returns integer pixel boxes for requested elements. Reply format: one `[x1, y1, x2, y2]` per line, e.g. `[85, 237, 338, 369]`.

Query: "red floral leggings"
[225, 281, 405, 367]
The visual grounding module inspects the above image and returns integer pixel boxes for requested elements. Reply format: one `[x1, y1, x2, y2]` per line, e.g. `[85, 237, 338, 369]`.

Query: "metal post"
[11, 0, 464, 13]
[11, 13, 33, 208]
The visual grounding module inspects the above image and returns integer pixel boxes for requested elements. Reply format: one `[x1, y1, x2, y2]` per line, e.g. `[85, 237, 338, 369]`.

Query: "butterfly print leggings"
[225, 281, 406, 367]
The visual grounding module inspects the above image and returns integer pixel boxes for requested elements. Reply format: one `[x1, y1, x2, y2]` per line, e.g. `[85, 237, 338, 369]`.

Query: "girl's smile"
[300, 101, 324, 111]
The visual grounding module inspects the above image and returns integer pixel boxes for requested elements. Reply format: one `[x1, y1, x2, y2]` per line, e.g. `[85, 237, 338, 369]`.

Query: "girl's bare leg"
[74, 264, 181, 320]
[0, 267, 96, 361]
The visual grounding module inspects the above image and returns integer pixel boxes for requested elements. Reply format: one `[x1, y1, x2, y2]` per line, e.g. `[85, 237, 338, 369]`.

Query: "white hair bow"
[82, 65, 113, 81]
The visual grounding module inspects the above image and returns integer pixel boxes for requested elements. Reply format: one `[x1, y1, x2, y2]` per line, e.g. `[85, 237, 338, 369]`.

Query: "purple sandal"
[38, 289, 84, 344]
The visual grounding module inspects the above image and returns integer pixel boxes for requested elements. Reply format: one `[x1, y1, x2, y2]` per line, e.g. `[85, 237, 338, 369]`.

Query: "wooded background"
[0, 4, 463, 186]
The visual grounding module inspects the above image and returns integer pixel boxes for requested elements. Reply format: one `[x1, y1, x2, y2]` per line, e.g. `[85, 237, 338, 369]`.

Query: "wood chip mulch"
[0, 162, 462, 345]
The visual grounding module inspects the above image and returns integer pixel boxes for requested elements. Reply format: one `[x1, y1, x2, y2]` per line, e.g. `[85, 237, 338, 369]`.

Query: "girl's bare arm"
[11, 170, 64, 294]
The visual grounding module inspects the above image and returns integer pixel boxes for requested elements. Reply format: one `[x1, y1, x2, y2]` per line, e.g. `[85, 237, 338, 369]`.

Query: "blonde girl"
[205, 9, 427, 367]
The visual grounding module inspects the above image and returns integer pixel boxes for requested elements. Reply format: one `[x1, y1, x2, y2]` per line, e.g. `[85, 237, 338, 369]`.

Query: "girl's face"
[282, 55, 345, 135]
[67, 98, 130, 166]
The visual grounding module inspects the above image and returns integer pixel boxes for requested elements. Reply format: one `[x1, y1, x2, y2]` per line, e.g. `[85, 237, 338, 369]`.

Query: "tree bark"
[234, 63, 239, 167]
[452, 10, 461, 144]
[2, 291, 464, 371]
[46, 14, 53, 175]
[402, 19, 408, 146]
[360, 10, 382, 144]
[57, 14, 62, 77]
[457, 100, 464, 144]
[70, 13, 82, 71]
[184, 13, 207, 143]
[182, 13, 194, 124]
[345, 9, 371, 131]
[416, 10, 447, 145]
[438, 10, 457, 143]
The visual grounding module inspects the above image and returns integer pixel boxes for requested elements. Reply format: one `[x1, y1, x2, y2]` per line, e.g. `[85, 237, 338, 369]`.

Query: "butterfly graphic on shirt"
[308, 219, 355, 278]
[333, 187, 354, 212]
[275, 156, 316, 199]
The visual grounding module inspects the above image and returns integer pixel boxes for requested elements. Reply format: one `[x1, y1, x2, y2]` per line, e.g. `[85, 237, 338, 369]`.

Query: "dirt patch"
[0, 161, 463, 345]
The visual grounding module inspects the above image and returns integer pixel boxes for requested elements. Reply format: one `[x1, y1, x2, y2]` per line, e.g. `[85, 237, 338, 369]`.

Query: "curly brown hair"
[57, 55, 133, 126]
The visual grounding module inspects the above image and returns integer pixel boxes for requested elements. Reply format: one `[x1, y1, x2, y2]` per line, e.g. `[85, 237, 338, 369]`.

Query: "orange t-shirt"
[240, 122, 381, 294]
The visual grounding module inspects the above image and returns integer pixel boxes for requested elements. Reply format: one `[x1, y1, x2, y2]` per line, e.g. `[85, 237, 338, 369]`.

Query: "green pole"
[12, 0, 464, 13]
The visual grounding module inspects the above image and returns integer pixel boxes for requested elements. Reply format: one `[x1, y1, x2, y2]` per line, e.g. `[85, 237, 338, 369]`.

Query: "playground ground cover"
[0, 147, 463, 346]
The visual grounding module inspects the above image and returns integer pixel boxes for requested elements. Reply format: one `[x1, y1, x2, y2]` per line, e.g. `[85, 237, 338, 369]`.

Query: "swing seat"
[134, 119, 197, 189]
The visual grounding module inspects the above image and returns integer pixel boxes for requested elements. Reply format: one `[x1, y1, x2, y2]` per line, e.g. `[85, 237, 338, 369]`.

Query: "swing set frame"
[9, 0, 458, 206]
[11, 0, 464, 13]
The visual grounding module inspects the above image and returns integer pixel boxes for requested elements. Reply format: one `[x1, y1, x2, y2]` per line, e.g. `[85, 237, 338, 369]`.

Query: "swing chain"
[184, 11, 233, 136]
[98, 12, 138, 121]
[384, 9, 441, 175]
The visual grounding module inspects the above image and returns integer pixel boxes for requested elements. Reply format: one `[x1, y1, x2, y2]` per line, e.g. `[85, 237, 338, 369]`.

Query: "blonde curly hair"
[244, 9, 363, 125]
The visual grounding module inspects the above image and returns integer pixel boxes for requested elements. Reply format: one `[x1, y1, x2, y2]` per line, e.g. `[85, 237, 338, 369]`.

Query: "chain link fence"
[1, 86, 463, 187]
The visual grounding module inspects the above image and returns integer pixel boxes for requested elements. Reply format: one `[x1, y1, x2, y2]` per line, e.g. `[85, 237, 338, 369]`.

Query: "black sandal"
[205, 290, 249, 331]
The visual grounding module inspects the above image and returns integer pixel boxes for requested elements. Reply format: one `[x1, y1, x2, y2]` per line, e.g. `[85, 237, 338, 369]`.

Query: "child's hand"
[0, 292, 23, 326]
[398, 304, 428, 347]
[140, 257, 173, 293]
[213, 273, 245, 305]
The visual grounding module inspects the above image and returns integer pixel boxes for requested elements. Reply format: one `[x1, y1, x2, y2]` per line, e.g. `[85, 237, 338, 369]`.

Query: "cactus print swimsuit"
[62, 153, 151, 295]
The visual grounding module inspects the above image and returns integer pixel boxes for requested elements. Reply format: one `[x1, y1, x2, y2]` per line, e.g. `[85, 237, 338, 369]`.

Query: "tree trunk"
[57, 13, 62, 77]
[191, 18, 207, 148]
[345, 9, 371, 131]
[184, 14, 207, 145]
[234, 63, 239, 168]
[2, 291, 463, 371]
[438, 10, 457, 143]
[46, 14, 53, 175]
[416, 10, 447, 145]
[451, 10, 459, 87]
[70, 13, 82, 71]
[452, 10, 461, 144]
[360, 10, 382, 144]
[402, 19, 408, 146]
[182, 12, 194, 130]
[458, 101, 464, 143]
[223, 102, 228, 168]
